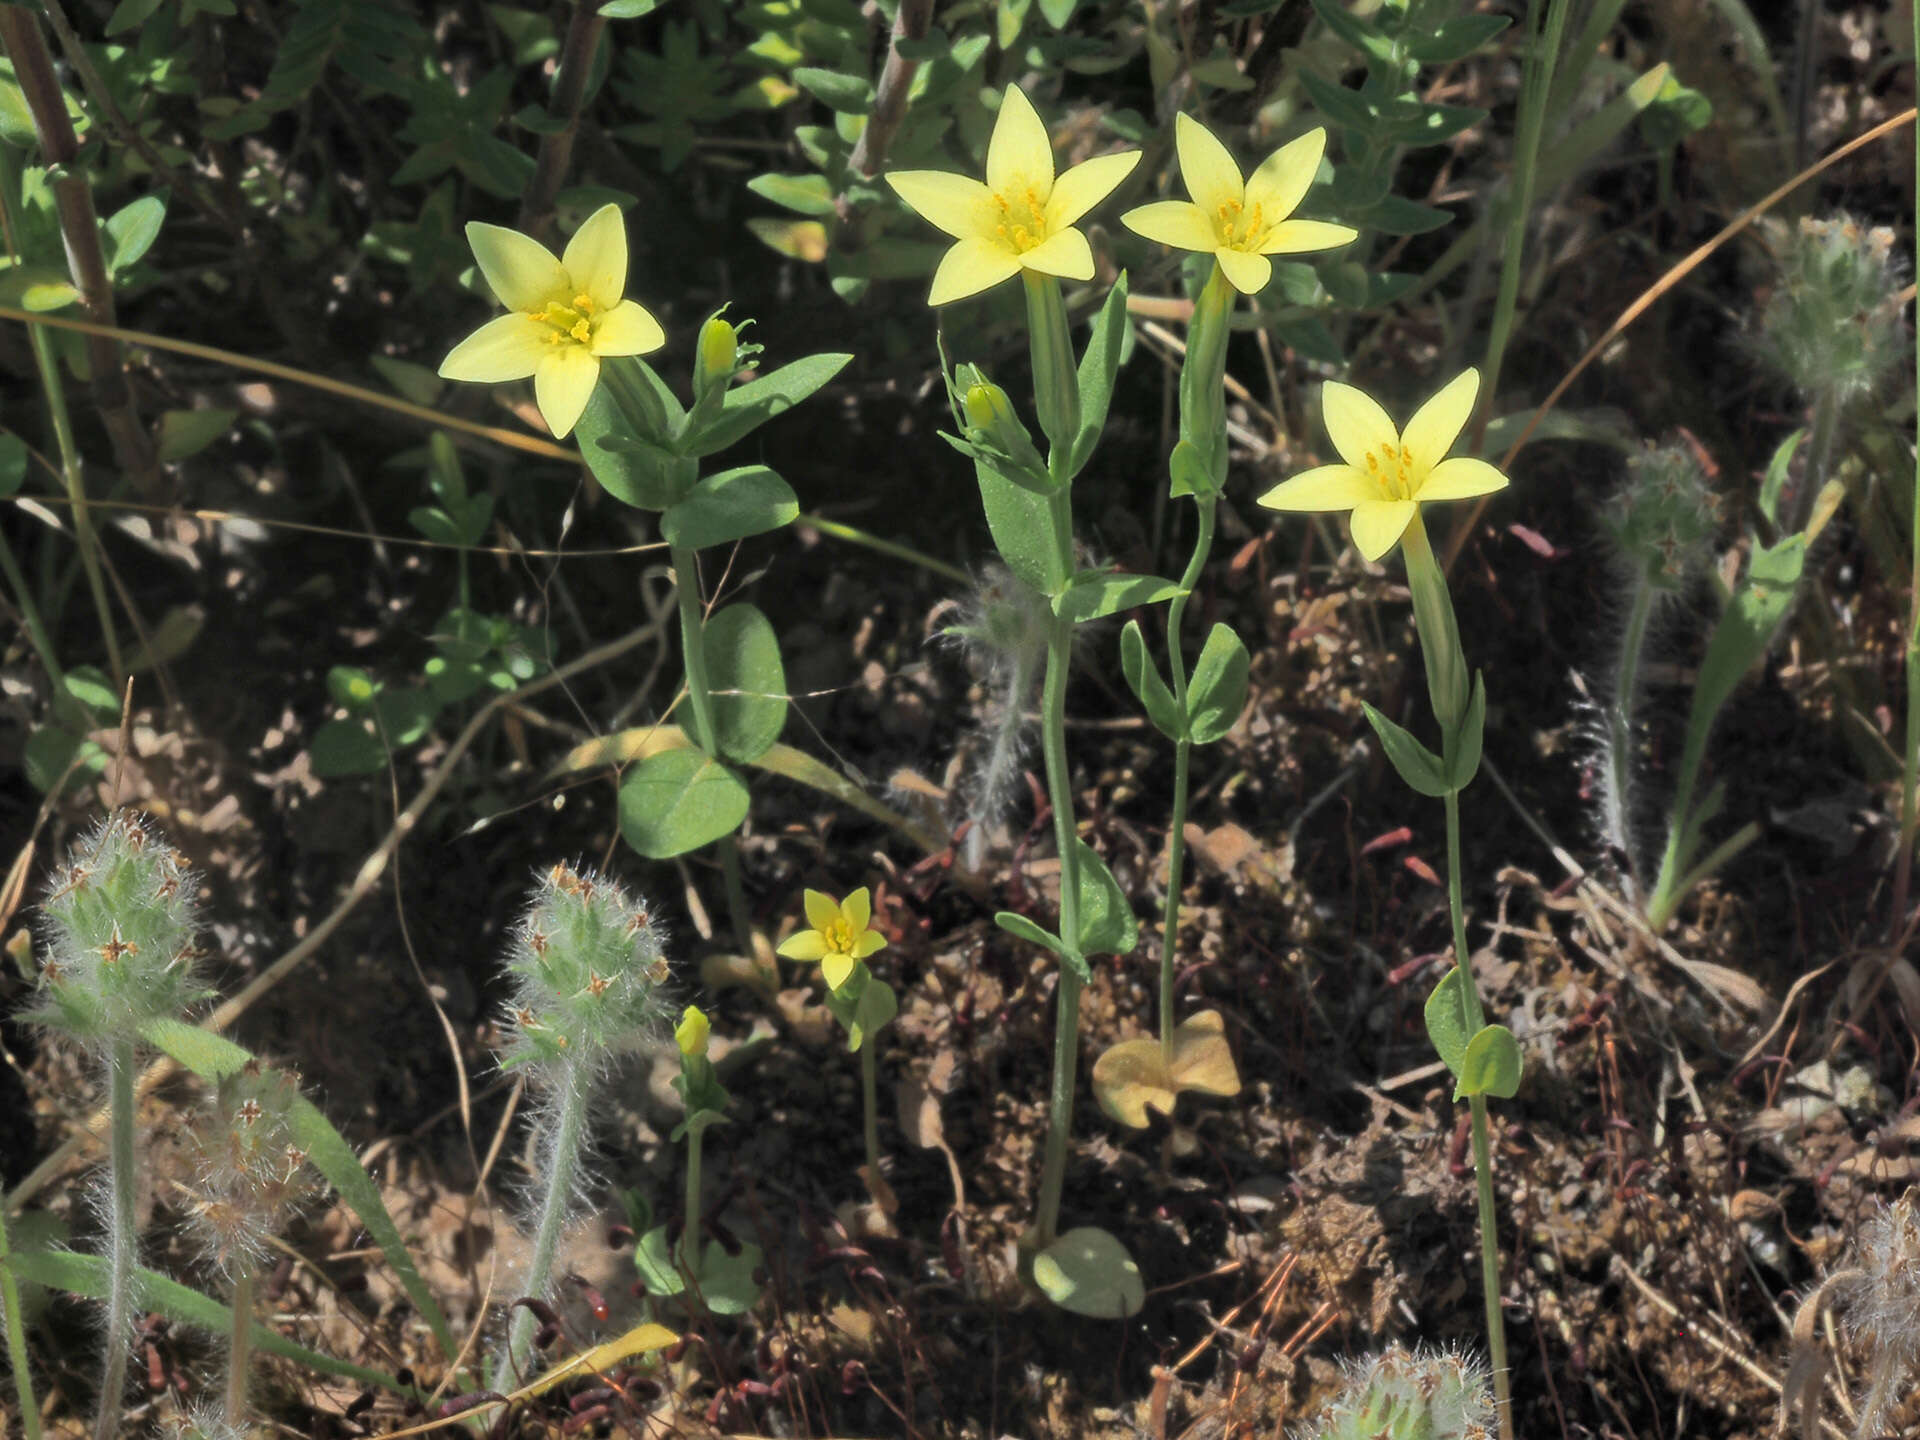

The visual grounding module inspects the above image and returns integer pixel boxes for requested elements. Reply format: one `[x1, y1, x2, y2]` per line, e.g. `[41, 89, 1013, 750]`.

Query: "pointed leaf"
[1120, 620, 1183, 740]
[1186, 624, 1249, 744]
[976, 457, 1065, 595]
[1057, 571, 1180, 624]
[1069, 271, 1131, 476]
[661, 466, 798, 551]
[1446, 671, 1487, 790]
[1362, 701, 1451, 797]
[1072, 841, 1137, 959]
[1423, 967, 1473, 1078]
[995, 910, 1063, 956]
[683, 352, 853, 457]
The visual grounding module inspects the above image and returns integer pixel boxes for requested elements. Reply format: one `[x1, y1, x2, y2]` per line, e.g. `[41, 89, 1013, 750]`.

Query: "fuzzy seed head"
[496, 864, 670, 1074]
[944, 562, 1051, 673]
[25, 812, 211, 1047]
[1602, 445, 1718, 595]
[183, 1061, 316, 1276]
[1759, 213, 1906, 405]
[1294, 1344, 1494, 1440]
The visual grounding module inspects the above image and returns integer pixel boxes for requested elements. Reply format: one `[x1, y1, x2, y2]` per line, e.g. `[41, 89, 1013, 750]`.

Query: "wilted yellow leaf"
[1091, 1010, 1240, 1128]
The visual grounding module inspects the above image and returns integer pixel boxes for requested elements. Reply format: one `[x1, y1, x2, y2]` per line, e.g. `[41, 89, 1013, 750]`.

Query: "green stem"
[1023, 273, 1079, 460]
[1033, 486, 1083, 1251]
[1445, 792, 1511, 1440]
[225, 1267, 255, 1430]
[499, 1071, 587, 1389]
[1897, 0, 1920, 939]
[0, 1190, 45, 1440]
[92, 1040, 136, 1440]
[680, 1120, 705, 1281]
[0, 526, 67, 696]
[1606, 578, 1654, 885]
[860, 1040, 880, 1179]
[1157, 498, 1216, 1062]
[669, 540, 752, 952]
[1478, 0, 1574, 424]
[1802, 386, 1841, 532]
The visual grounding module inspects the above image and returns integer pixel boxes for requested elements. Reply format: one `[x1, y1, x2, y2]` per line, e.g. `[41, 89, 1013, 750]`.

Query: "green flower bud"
[675, 1004, 710, 1058]
[693, 310, 739, 402]
[1603, 444, 1718, 596]
[184, 1061, 317, 1275]
[959, 371, 1047, 476]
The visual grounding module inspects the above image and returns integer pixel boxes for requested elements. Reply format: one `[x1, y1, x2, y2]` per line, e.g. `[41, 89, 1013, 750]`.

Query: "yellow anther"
[573, 293, 595, 313]
[570, 319, 591, 344]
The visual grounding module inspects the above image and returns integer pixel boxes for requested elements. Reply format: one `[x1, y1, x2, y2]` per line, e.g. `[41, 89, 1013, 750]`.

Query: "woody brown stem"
[0, 4, 159, 496]
[845, 0, 933, 182]
[517, 0, 605, 243]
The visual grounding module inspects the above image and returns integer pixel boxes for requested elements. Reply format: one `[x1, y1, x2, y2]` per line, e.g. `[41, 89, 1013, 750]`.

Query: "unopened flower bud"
[959, 373, 1046, 475]
[693, 311, 739, 402]
[675, 1005, 710, 1058]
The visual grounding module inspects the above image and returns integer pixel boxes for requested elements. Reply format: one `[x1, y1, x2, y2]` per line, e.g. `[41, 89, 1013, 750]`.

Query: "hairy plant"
[490, 862, 671, 1390]
[23, 811, 210, 1440]
[1294, 1344, 1494, 1440]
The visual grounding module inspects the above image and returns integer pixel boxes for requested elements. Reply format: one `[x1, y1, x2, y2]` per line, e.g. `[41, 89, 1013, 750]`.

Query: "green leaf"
[1057, 571, 1180, 624]
[661, 466, 798, 551]
[1072, 841, 1137, 960]
[619, 749, 751, 858]
[847, 975, 897, 1052]
[995, 911, 1064, 956]
[156, 408, 238, 463]
[1423, 967, 1473, 1078]
[1446, 672, 1486, 790]
[309, 719, 386, 776]
[105, 0, 164, 34]
[369, 356, 446, 407]
[1187, 624, 1249, 744]
[0, 433, 25, 499]
[1031, 1227, 1143, 1318]
[1384, 102, 1488, 148]
[103, 194, 166, 276]
[1758, 428, 1804, 529]
[702, 602, 787, 763]
[598, 0, 661, 15]
[1069, 271, 1131, 477]
[634, 1224, 686, 1296]
[1299, 68, 1379, 136]
[1120, 620, 1183, 741]
[1361, 701, 1451, 797]
[24, 725, 106, 794]
[575, 390, 695, 510]
[63, 666, 122, 721]
[683, 352, 853, 458]
[372, 688, 435, 746]
[975, 458, 1064, 596]
[1037, 0, 1076, 24]
[8, 1249, 408, 1392]
[138, 1017, 458, 1362]
[326, 665, 377, 710]
[747, 173, 836, 216]
[792, 66, 871, 114]
[1168, 437, 1222, 499]
[1456, 1024, 1523, 1100]
[694, 1238, 764, 1315]
[1363, 195, 1455, 235]
[1407, 13, 1511, 63]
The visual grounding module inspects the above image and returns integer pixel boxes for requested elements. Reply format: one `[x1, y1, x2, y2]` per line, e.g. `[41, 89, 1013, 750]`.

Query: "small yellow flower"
[675, 1005, 710, 1059]
[776, 887, 886, 991]
[1122, 115, 1356, 295]
[1257, 369, 1509, 562]
[887, 84, 1140, 306]
[439, 204, 666, 439]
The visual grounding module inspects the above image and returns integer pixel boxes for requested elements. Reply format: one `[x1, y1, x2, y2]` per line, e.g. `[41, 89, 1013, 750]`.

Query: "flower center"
[531, 292, 598, 347]
[823, 917, 858, 955]
[992, 184, 1049, 254]
[1364, 442, 1419, 501]
[1214, 197, 1267, 251]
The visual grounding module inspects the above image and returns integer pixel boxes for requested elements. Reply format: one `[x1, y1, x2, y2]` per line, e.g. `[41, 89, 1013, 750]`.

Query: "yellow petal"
[886, 170, 999, 241]
[1174, 112, 1243, 220]
[590, 299, 666, 357]
[778, 931, 829, 961]
[841, 887, 872, 931]
[927, 236, 1022, 305]
[466, 222, 565, 312]
[822, 953, 856, 991]
[439, 312, 548, 382]
[534, 347, 600, 438]
[1018, 227, 1094, 282]
[1120, 200, 1216, 252]
[1244, 127, 1327, 222]
[1321, 381, 1398, 470]
[1400, 368, 1479, 475]
[1419, 455, 1509, 502]
[1257, 463, 1373, 512]
[987, 83, 1055, 196]
[1259, 218, 1359, 255]
[855, 930, 887, 959]
[803, 889, 841, 931]
[1213, 247, 1270, 294]
[1350, 498, 1417, 562]
[1045, 150, 1139, 230]
[561, 203, 629, 312]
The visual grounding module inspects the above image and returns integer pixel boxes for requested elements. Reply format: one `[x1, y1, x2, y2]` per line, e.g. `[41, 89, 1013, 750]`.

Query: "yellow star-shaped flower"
[887, 84, 1140, 306]
[439, 203, 666, 439]
[1257, 369, 1509, 562]
[1122, 115, 1356, 295]
[776, 887, 887, 991]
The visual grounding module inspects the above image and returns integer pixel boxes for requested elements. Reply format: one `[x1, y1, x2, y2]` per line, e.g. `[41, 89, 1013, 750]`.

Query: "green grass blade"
[137, 1018, 457, 1361]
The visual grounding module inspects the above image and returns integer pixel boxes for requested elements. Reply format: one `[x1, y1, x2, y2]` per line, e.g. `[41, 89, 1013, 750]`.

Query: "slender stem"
[1477, 0, 1573, 432]
[1033, 480, 1084, 1249]
[844, 0, 933, 180]
[499, 1070, 587, 1389]
[1895, 0, 1920, 937]
[1606, 578, 1654, 888]
[1157, 497, 1217, 1061]
[1445, 792, 1511, 1440]
[860, 1040, 880, 1179]
[0, 1191, 45, 1440]
[92, 1040, 137, 1440]
[0, 527, 67, 695]
[669, 540, 752, 952]
[517, 2, 605, 240]
[224, 1267, 255, 1430]
[680, 1122, 705, 1280]
[1800, 386, 1841, 533]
